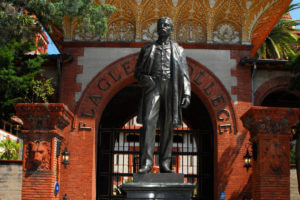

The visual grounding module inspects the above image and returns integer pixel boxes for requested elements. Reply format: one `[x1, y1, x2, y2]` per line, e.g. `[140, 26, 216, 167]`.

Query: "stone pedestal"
[241, 106, 300, 200]
[121, 174, 195, 200]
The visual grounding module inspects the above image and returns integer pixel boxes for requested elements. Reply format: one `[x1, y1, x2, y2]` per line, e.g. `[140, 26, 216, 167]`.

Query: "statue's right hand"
[140, 75, 155, 91]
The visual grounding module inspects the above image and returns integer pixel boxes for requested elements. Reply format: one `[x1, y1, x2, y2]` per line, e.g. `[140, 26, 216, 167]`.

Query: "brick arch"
[75, 53, 138, 126]
[72, 52, 238, 199]
[75, 53, 237, 135]
[254, 76, 291, 106]
[186, 57, 237, 134]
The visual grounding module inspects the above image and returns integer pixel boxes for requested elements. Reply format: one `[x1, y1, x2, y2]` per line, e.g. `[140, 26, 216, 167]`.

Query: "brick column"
[241, 106, 300, 200]
[15, 103, 73, 200]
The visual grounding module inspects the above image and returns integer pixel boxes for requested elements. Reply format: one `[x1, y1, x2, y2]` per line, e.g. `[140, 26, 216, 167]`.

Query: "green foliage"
[0, 0, 115, 120]
[0, 138, 21, 160]
[62, 0, 115, 36]
[0, 0, 115, 43]
[290, 148, 296, 164]
[31, 77, 55, 103]
[0, 2, 38, 45]
[287, 53, 300, 91]
[256, 3, 300, 59]
[0, 40, 46, 119]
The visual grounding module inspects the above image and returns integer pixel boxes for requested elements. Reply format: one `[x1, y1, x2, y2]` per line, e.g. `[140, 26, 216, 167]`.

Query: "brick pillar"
[15, 103, 73, 200]
[241, 106, 300, 200]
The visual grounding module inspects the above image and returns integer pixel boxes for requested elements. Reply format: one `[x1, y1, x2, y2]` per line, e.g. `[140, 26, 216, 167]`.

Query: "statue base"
[121, 174, 195, 200]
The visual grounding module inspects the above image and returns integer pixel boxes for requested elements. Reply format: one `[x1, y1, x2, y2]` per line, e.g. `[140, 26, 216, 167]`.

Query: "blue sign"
[54, 182, 59, 195]
[220, 191, 225, 200]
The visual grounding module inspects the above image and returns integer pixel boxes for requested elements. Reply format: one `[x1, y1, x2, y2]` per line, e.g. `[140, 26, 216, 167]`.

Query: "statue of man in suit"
[134, 17, 191, 173]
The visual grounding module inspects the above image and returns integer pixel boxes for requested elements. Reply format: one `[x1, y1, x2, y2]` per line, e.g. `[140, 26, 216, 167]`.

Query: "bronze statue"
[134, 17, 191, 173]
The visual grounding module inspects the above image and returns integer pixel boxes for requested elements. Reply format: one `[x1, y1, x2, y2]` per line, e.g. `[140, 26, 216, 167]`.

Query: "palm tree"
[256, 3, 300, 59]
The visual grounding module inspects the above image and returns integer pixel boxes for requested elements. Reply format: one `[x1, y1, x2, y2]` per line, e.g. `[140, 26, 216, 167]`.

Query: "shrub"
[0, 137, 22, 160]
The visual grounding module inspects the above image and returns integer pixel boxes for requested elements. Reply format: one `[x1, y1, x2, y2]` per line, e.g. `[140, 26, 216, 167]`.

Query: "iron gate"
[96, 128, 213, 200]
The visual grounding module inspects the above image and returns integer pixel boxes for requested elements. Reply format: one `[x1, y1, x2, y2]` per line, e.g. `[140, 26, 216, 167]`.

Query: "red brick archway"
[64, 53, 238, 199]
[254, 76, 293, 105]
[75, 54, 237, 136]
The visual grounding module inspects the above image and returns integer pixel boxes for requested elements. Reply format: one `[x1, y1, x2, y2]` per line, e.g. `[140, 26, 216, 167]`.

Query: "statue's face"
[157, 18, 172, 37]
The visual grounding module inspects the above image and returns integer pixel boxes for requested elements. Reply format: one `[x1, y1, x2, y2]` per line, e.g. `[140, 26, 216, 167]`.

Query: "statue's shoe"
[160, 163, 174, 173]
[138, 165, 152, 174]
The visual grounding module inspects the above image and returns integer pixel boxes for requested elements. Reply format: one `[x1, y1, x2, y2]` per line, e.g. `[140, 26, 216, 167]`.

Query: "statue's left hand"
[181, 95, 190, 108]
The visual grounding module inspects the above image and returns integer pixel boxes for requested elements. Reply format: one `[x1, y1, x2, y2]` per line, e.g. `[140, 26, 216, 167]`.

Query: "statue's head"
[157, 17, 174, 37]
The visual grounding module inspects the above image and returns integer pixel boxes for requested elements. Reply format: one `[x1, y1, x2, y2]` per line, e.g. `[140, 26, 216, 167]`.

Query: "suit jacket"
[134, 41, 191, 127]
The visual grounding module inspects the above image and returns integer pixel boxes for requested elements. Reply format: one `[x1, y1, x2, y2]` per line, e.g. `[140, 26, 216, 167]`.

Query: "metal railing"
[97, 126, 213, 200]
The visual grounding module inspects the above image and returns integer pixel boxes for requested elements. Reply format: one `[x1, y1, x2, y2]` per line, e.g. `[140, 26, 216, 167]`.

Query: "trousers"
[140, 77, 173, 168]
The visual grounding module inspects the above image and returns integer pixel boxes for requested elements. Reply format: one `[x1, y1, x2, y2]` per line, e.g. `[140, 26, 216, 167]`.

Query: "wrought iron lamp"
[291, 125, 297, 134]
[291, 126, 297, 140]
[243, 147, 252, 171]
[62, 147, 70, 166]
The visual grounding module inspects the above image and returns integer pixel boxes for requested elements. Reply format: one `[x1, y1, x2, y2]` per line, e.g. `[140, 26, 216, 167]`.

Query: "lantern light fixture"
[243, 147, 252, 171]
[291, 125, 297, 135]
[62, 147, 70, 166]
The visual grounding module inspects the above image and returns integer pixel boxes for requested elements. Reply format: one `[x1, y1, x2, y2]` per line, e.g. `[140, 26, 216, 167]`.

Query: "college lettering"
[212, 96, 225, 107]
[122, 61, 134, 75]
[189, 66, 234, 135]
[98, 78, 111, 91]
[109, 70, 121, 82]
[188, 63, 194, 77]
[204, 82, 215, 96]
[81, 109, 95, 118]
[81, 60, 134, 117]
[193, 70, 204, 86]
[89, 95, 102, 106]
[81, 60, 235, 135]
[219, 124, 233, 134]
[217, 109, 230, 121]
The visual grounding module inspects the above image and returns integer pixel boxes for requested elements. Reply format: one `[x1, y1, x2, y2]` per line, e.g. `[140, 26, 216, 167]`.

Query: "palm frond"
[256, 3, 299, 59]
[268, 37, 282, 58]
[284, 2, 300, 13]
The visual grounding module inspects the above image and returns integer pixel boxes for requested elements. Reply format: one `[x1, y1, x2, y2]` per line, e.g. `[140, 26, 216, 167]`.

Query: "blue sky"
[290, 0, 300, 25]
[46, 31, 60, 55]
[47, 0, 300, 54]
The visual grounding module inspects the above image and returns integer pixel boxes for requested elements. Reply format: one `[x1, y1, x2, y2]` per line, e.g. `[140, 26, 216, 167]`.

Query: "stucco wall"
[253, 70, 292, 94]
[0, 161, 22, 200]
[291, 167, 299, 200]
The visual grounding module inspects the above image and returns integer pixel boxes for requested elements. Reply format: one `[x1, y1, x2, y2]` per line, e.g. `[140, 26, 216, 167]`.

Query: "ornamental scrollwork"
[213, 23, 240, 44]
